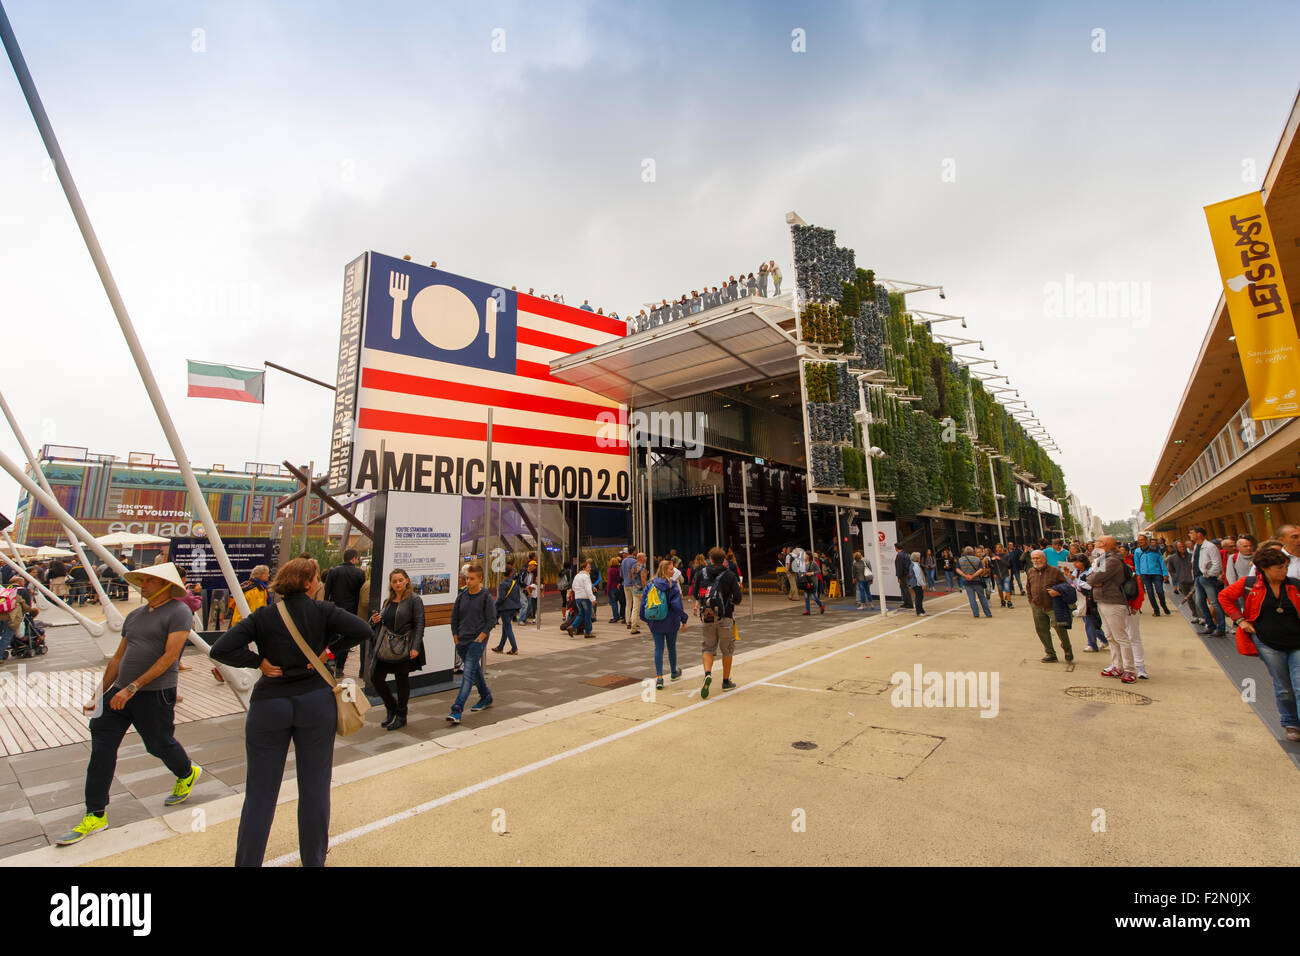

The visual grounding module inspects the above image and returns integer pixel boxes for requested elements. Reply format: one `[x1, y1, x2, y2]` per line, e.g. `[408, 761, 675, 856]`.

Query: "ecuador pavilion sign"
[1204, 191, 1300, 420]
[329, 253, 631, 503]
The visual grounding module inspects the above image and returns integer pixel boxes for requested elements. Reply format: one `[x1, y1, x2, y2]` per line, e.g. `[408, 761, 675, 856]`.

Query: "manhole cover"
[584, 674, 641, 689]
[828, 679, 892, 696]
[791, 741, 819, 750]
[1065, 686, 1152, 705]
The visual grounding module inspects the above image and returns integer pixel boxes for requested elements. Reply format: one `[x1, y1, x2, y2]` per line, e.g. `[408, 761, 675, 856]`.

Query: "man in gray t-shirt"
[115, 599, 194, 692]
[58, 564, 203, 848]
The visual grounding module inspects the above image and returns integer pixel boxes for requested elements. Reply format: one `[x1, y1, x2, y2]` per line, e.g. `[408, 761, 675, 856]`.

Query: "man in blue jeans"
[1133, 533, 1172, 616]
[1190, 527, 1226, 637]
[446, 564, 496, 724]
[957, 547, 993, 618]
[1007, 541, 1026, 595]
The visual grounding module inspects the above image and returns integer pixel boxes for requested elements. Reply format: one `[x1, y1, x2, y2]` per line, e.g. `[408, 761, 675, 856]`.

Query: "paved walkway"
[17, 587, 1300, 867]
[0, 585, 891, 857]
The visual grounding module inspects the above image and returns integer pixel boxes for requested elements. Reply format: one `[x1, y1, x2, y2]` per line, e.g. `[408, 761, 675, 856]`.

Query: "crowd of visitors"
[626, 260, 785, 334]
[35, 519, 1300, 866]
[507, 258, 787, 333]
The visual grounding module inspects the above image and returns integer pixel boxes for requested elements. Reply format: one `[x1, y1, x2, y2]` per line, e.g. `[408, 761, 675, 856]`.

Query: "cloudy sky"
[0, 0, 1297, 524]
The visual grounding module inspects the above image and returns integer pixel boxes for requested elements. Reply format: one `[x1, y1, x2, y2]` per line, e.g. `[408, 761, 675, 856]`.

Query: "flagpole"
[249, 397, 265, 537]
[247, 470, 257, 536]
[0, 5, 255, 629]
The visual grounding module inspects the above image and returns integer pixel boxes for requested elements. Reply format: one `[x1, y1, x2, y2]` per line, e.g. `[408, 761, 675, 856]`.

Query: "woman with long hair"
[851, 550, 874, 609]
[367, 568, 426, 731]
[640, 559, 688, 690]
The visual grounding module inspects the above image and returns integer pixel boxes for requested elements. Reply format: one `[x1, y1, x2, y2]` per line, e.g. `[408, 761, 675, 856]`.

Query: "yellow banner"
[1204, 191, 1300, 419]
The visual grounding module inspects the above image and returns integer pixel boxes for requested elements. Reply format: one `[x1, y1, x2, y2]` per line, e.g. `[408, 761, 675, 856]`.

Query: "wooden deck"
[0, 666, 244, 757]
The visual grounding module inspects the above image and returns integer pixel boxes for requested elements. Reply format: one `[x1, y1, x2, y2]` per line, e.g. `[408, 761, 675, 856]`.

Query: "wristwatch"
[125, 682, 139, 695]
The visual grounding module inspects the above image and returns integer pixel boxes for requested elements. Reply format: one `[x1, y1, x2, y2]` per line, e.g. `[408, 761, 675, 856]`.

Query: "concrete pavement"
[36, 590, 1300, 867]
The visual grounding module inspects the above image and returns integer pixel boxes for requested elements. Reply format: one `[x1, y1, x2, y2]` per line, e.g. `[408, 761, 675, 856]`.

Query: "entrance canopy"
[548, 300, 799, 406]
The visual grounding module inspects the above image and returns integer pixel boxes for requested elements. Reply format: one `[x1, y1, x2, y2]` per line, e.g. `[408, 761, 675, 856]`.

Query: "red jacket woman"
[1218, 572, 1300, 657]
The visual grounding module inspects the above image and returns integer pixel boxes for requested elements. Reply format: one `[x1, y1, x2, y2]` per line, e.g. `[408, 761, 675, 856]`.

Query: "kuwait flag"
[186, 360, 265, 404]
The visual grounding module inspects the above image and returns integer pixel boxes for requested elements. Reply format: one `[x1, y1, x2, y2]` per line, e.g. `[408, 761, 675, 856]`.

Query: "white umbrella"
[92, 531, 172, 547]
[35, 545, 76, 559]
[0, 540, 37, 557]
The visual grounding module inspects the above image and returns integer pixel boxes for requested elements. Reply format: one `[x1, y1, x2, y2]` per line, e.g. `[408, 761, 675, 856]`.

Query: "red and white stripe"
[354, 295, 628, 469]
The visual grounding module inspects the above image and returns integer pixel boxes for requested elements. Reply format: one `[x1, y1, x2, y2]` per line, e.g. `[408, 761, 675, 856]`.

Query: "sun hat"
[123, 561, 187, 599]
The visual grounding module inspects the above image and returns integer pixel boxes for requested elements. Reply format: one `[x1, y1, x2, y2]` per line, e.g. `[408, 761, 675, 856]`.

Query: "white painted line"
[757, 681, 828, 693]
[13, 595, 963, 867]
[268, 606, 959, 866]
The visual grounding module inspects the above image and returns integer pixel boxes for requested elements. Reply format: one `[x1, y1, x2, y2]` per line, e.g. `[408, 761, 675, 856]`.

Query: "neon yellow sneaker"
[164, 763, 202, 807]
[56, 812, 107, 846]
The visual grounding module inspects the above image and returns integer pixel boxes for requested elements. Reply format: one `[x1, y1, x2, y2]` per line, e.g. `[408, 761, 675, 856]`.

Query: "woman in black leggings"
[211, 557, 372, 867]
[367, 569, 425, 731]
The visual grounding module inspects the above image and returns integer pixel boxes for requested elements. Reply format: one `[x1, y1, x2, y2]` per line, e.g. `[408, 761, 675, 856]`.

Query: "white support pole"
[857, 378, 887, 619]
[535, 458, 543, 631]
[0, 8, 254, 625]
[646, 455, 655, 571]
[865, 449, 886, 619]
[0, 450, 257, 704]
[0, 390, 122, 630]
[741, 461, 754, 621]
[627, 400, 636, 551]
[0, 548, 104, 636]
[988, 454, 1005, 548]
[797, 356, 817, 557]
[484, 410, 493, 587]
[836, 505, 847, 598]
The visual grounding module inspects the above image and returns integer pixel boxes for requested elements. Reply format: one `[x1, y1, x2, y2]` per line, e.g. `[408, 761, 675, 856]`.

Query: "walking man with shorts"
[691, 547, 743, 698]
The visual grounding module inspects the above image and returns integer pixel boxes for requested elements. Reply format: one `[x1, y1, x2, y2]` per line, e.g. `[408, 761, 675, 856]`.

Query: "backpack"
[1118, 561, 1140, 601]
[0, 587, 17, 614]
[697, 567, 729, 623]
[644, 581, 669, 621]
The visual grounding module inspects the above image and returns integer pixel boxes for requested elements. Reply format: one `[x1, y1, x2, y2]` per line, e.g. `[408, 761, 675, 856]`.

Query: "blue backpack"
[644, 581, 670, 621]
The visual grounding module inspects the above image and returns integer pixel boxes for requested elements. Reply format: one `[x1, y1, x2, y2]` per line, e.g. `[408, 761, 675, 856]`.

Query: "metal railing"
[627, 281, 789, 334]
[1152, 398, 1293, 519]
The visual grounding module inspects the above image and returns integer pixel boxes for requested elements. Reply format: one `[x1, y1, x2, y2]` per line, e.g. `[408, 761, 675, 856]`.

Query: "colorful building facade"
[12, 446, 326, 547]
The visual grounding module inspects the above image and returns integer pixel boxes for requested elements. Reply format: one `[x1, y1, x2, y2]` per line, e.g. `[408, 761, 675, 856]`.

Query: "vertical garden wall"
[793, 219, 1068, 521]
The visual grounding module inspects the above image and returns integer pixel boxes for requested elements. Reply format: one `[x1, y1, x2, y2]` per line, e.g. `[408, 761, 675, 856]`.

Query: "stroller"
[559, 589, 579, 635]
[8, 613, 47, 659]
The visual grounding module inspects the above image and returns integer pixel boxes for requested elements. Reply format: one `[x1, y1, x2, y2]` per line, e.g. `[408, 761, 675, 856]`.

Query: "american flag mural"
[347, 253, 630, 502]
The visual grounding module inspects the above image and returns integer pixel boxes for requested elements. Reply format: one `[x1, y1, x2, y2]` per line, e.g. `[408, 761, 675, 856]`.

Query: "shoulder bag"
[275, 602, 370, 736]
[373, 599, 416, 662]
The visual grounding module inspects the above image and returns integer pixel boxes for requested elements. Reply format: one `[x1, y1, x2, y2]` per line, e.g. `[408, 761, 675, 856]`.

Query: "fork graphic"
[389, 271, 409, 339]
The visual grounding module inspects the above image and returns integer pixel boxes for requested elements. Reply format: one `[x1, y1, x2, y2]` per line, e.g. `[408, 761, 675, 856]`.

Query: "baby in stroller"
[0, 585, 45, 661]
